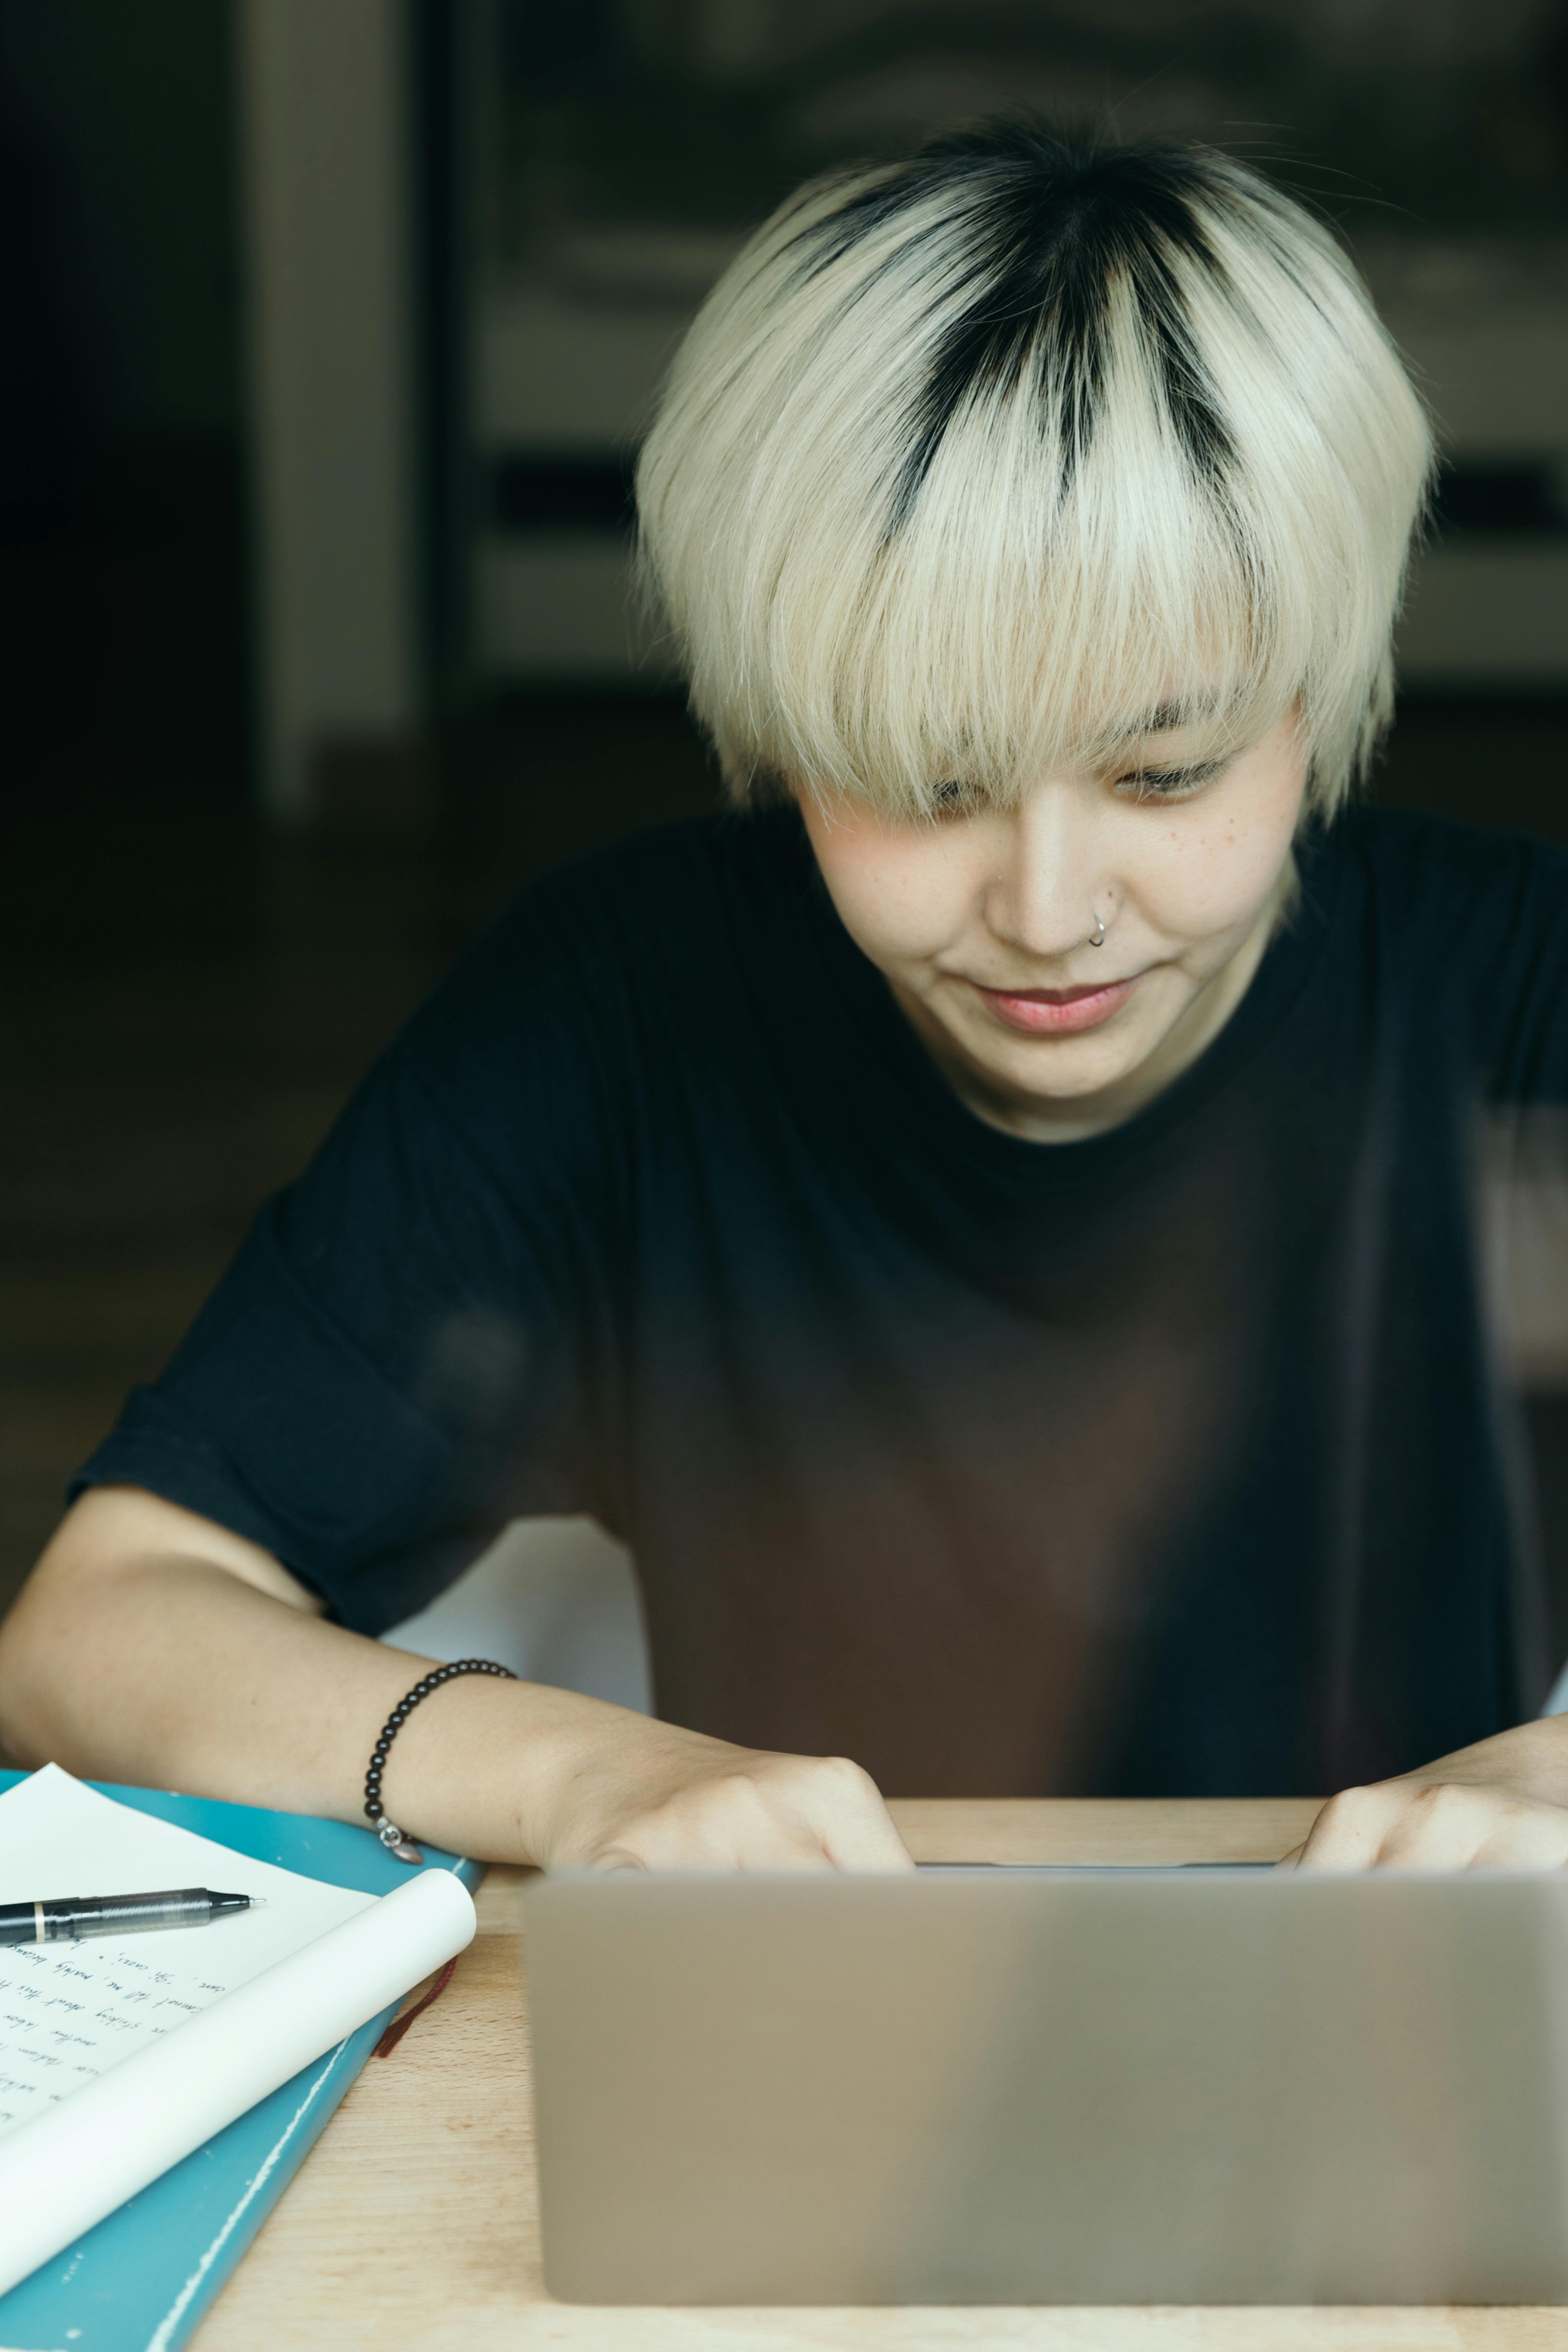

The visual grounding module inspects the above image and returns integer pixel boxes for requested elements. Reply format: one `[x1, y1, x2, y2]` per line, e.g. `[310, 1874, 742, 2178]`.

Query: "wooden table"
[196, 1799, 1568, 2351]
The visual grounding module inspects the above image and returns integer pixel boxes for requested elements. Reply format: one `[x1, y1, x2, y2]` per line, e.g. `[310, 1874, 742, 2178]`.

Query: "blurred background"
[3, 0, 1568, 1656]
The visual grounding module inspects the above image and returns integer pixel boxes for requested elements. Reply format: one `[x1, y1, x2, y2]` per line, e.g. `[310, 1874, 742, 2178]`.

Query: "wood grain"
[885, 1796, 1323, 1865]
[195, 1802, 1568, 2352]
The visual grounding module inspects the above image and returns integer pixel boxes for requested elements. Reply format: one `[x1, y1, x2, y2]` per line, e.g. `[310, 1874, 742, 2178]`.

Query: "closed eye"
[1114, 756, 1229, 803]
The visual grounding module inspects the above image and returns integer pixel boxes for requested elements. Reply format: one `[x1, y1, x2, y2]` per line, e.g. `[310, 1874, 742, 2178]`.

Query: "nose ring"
[1088, 910, 1106, 948]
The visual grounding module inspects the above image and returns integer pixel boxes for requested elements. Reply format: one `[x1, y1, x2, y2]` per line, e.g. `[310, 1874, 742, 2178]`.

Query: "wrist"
[508, 1686, 686, 1867]
[364, 1658, 519, 1861]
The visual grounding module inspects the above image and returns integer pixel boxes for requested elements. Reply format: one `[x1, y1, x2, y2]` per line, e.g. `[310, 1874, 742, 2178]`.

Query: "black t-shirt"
[75, 803, 1568, 1797]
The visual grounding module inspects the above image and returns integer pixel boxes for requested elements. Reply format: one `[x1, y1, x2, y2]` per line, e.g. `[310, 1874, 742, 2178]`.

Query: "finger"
[590, 1844, 650, 1873]
[1273, 1843, 1305, 1869]
[602, 1782, 841, 1874]
[1292, 1785, 1404, 1871]
[795, 1757, 915, 1874]
[1370, 1783, 1493, 1871]
[590, 1828, 837, 1872]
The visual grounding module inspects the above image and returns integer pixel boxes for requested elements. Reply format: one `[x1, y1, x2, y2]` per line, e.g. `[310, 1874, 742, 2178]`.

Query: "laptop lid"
[521, 1869, 1568, 2306]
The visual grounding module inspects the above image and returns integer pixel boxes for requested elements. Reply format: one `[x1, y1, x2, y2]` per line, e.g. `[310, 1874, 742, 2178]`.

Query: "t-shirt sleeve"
[71, 895, 635, 1635]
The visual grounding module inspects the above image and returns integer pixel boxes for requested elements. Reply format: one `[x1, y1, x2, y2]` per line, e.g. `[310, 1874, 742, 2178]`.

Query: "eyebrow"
[1103, 696, 1228, 749]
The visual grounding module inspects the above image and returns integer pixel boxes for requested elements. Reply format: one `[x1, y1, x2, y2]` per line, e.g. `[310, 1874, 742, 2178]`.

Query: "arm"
[1288, 1721, 1568, 1868]
[0, 1487, 911, 1874]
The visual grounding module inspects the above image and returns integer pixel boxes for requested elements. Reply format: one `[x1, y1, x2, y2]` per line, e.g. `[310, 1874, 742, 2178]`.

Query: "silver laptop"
[521, 1867, 1568, 2305]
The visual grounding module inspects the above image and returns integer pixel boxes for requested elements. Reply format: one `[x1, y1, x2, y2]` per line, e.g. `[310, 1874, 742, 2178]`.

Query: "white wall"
[235, 0, 421, 822]
[384, 1518, 652, 1715]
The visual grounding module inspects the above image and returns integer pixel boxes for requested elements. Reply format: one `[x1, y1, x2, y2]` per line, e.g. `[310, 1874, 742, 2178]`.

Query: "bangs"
[635, 126, 1434, 819]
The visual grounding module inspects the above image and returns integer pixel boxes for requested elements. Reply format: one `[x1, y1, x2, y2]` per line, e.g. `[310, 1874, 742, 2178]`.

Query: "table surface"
[195, 1798, 1568, 2352]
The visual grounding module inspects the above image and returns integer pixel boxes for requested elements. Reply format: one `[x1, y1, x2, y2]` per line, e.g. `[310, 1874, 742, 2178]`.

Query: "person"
[3, 123, 1567, 1875]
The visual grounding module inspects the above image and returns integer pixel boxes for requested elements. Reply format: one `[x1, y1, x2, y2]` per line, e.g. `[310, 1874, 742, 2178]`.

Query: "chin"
[991, 1039, 1143, 1101]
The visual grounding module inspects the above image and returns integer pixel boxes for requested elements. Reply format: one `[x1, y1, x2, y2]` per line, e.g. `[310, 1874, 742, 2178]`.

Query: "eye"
[929, 779, 968, 818]
[1114, 756, 1227, 804]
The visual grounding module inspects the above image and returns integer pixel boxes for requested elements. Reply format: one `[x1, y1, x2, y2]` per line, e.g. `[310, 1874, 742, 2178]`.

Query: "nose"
[979, 786, 1105, 964]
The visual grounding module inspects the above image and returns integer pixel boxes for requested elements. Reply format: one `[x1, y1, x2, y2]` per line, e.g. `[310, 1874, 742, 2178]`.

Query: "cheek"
[808, 820, 974, 965]
[1137, 788, 1300, 942]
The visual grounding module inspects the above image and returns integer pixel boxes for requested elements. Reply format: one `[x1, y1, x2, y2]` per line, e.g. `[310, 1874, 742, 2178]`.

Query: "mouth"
[972, 974, 1141, 1036]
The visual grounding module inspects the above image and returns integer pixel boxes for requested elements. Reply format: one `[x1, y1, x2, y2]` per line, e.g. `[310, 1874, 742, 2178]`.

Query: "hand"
[1282, 1719, 1568, 1870]
[525, 1704, 915, 1874]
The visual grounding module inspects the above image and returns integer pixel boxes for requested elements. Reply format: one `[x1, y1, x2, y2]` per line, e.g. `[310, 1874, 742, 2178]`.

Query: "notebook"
[0, 1766, 481, 2352]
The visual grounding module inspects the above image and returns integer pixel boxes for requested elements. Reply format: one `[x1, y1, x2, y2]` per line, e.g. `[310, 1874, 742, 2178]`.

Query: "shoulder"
[388, 809, 811, 1112]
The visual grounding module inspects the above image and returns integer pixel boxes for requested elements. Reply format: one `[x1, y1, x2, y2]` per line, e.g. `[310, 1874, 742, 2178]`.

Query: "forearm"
[0, 1490, 909, 1874]
[1398, 1716, 1568, 1807]
[0, 1543, 635, 1866]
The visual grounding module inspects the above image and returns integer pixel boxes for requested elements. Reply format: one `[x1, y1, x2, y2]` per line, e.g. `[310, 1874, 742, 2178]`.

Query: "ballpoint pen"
[0, 1888, 255, 1947]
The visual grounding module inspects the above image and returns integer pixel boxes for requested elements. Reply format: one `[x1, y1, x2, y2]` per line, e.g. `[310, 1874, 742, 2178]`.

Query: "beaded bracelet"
[365, 1657, 518, 1863]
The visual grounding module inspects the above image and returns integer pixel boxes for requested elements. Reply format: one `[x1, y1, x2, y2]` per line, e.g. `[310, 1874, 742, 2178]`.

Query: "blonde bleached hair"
[635, 123, 1435, 822]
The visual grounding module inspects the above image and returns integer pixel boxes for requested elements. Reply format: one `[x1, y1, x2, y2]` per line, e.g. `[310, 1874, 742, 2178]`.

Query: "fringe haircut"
[635, 123, 1435, 821]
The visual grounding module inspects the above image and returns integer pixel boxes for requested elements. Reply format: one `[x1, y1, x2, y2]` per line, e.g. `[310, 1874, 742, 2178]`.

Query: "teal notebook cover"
[0, 1771, 481, 2352]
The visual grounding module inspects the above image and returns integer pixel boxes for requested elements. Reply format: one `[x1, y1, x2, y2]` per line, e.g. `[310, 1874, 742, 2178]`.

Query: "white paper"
[0, 1767, 476, 2297]
[0, 1765, 376, 2139]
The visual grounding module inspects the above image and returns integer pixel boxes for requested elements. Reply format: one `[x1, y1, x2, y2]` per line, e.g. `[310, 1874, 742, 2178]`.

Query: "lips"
[974, 975, 1140, 1036]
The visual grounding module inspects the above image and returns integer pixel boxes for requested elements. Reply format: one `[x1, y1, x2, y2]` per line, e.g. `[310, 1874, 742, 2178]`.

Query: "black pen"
[0, 1888, 256, 1947]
